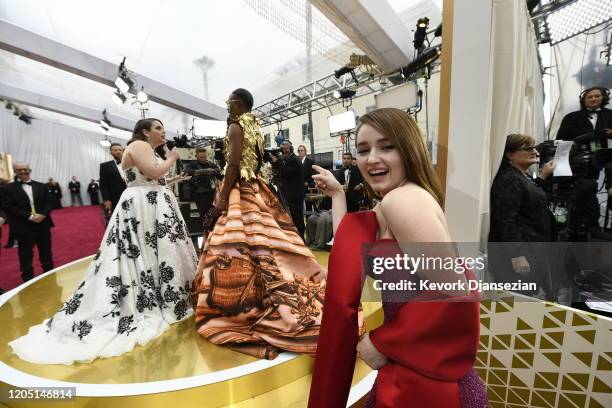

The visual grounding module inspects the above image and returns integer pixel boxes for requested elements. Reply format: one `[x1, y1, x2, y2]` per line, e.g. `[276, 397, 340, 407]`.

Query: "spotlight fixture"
[136, 87, 148, 103]
[112, 90, 127, 106]
[400, 46, 441, 78]
[434, 23, 442, 37]
[18, 114, 32, 125]
[99, 120, 109, 129]
[115, 57, 135, 93]
[413, 17, 430, 50]
[99, 139, 111, 147]
[334, 66, 355, 79]
[333, 89, 357, 99]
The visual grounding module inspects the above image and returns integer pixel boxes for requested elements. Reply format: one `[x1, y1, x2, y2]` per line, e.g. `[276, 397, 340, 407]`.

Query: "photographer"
[269, 140, 305, 238]
[185, 147, 220, 222]
[556, 86, 612, 240]
[489, 134, 555, 296]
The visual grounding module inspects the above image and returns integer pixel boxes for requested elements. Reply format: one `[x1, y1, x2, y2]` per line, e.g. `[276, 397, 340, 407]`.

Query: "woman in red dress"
[308, 108, 488, 407]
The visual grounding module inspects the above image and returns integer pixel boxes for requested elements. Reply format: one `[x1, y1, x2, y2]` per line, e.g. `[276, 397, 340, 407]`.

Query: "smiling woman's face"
[356, 123, 407, 197]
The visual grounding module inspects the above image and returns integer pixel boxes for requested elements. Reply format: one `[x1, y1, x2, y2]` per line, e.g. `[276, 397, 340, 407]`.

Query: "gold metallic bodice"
[224, 112, 264, 181]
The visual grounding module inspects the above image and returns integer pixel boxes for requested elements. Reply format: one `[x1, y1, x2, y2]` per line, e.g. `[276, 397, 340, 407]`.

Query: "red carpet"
[0, 206, 106, 291]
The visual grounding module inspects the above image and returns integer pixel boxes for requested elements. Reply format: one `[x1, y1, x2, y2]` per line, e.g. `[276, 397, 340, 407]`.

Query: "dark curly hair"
[579, 87, 609, 109]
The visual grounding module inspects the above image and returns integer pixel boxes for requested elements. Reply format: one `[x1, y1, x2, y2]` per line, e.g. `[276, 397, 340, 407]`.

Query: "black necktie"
[20, 181, 32, 185]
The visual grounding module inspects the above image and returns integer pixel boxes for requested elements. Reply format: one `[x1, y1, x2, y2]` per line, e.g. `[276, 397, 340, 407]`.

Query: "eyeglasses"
[15, 169, 31, 173]
[225, 99, 241, 106]
[515, 146, 537, 152]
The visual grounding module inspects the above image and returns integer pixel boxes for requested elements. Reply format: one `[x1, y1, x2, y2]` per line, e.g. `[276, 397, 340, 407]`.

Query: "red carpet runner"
[0, 206, 106, 292]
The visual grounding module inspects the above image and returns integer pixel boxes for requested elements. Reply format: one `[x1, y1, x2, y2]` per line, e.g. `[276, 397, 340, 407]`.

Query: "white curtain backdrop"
[480, 0, 545, 242]
[0, 110, 127, 207]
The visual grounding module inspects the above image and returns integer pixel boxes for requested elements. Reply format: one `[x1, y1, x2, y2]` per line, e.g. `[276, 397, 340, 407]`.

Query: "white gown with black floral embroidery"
[9, 162, 198, 365]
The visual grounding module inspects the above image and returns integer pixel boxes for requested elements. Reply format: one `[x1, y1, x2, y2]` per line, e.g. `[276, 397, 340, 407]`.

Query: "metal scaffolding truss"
[253, 67, 390, 127]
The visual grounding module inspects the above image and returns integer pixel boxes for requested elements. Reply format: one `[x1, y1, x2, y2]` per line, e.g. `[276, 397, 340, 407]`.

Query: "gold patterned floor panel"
[0, 251, 382, 407]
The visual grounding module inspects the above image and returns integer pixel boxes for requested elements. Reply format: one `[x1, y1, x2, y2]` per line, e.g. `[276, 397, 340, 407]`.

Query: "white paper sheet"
[553, 140, 573, 177]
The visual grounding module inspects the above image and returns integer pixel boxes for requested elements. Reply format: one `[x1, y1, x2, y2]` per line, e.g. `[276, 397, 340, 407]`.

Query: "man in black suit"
[68, 176, 82, 206]
[185, 147, 220, 223]
[99, 143, 127, 219]
[297, 144, 316, 212]
[556, 86, 612, 240]
[87, 179, 100, 205]
[1, 162, 54, 282]
[271, 140, 305, 238]
[335, 152, 365, 213]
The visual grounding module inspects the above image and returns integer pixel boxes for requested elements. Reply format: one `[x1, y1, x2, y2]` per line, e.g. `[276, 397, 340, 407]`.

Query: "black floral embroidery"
[140, 269, 155, 289]
[118, 315, 137, 336]
[164, 193, 172, 206]
[146, 191, 158, 204]
[159, 262, 175, 283]
[136, 290, 158, 312]
[103, 276, 130, 318]
[145, 231, 158, 255]
[60, 292, 84, 315]
[45, 316, 54, 333]
[72, 320, 92, 340]
[93, 249, 101, 261]
[158, 178, 167, 186]
[163, 286, 179, 303]
[174, 300, 188, 320]
[121, 198, 132, 211]
[126, 168, 136, 183]
[94, 263, 101, 275]
[126, 243, 140, 259]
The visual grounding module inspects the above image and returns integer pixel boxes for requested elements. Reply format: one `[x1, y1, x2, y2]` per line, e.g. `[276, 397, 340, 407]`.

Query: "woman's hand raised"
[312, 165, 344, 198]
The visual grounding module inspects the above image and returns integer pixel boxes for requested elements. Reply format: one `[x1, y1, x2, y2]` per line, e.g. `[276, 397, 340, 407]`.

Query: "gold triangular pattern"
[563, 391, 586, 407]
[561, 375, 584, 391]
[517, 352, 534, 367]
[558, 394, 578, 408]
[509, 386, 530, 403]
[571, 313, 592, 326]
[507, 388, 528, 405]
[479, 334, 490, 349]
[534, 373, 556, 389]
[571, 352, 593, 368]
[480, 317, 490, 329]
[492, 336, 508, 350]
[539, 335, 558, 350]
[543, 315, 560, 329]
[543, 352, 562, 367]
[576, 330, 596, 344]
[533, 390, 557, 407]
[514, 336, 531, 350]
[540, 372, 560, 388]
[500, 296, 515, 309]
[476, 351, 489, 367]
[516, 317, 533, 331]
[489, 354, 506, 368]
[531, 390, 553, 407]
[480, 299, 491, 312]
[519, 332, 536, 346]
[592, 377, 612, 393]
[549, 310, 567, 324]
[498, 334, 511, 348]
[567, 373, 589, 389]
[546, 331, 565, 346]
[588, 396, 606, 408]
[489, 369, 508, 386]
[596, 355, 612, 370]
[512, 355, 529, 369]
[495, 301, 510, 313]
[488, 385, 506, 402]
[509, 373, 528, 388]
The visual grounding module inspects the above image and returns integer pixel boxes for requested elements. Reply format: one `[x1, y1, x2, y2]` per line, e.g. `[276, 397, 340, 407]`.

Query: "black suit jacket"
[301, 157, 315, 188]
[279, 153, 304, 201]
[335, 166, 364, 212]
[99, 160, 127, 208]
[1, 181, 54, 234]
[556, 108, 612, 186]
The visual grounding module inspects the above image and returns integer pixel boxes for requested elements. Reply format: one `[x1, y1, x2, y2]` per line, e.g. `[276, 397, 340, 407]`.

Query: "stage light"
[115, 75, 134, 94]
[99, 139, 111, 147]
[547, 0, 612, 44]
[137, 87, 148, 103]
[414, 17, 430, 50]
[333, 89, 357, 99]
[400, 46, 441, 78]
[334, 66, 355, 79]
[112, 90, 127, 106]
[99, 120, 110, 130]
[18, 114, 32, 125]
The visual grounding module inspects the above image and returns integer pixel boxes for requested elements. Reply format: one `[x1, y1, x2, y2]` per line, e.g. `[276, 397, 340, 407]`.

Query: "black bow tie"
[20, 181, 32, 185]
[116, 160, 121, 164]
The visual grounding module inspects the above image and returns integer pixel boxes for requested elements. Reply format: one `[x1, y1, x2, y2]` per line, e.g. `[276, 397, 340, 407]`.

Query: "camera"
[263, 148, 282, 163]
